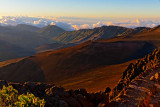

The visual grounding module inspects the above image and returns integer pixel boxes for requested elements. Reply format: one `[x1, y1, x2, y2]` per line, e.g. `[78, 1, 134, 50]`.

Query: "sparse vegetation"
[0, 85, 45, 107]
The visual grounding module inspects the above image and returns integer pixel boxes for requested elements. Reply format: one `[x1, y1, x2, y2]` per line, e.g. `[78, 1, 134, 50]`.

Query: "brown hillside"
[0, 41, 155, 92]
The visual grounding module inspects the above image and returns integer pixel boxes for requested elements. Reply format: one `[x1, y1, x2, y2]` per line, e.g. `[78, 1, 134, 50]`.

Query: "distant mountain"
[149, 25, 160, 32]
[119, 27, 150, 37]
[0, 26, 14, 32]
[7, 24, 41, 32]
[0, 24, 52, 61]
[0, 24, 52, 50]
[38, 25, 65, 40]
[0, 40, 34, 61]
[0, 24, 40, 32]
[0, 24, 67, 61]
[0, 31, 49, 50]
[0, 24, 149, 53]
[54, 26, 149, 44]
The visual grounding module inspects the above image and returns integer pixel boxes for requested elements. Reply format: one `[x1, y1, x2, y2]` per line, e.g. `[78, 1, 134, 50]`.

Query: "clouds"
[0, 16, 75, 31]
[104, 18, 160, 28]
[0, 16, 160, 31]
[72, 24, 91, 30]
[93, 22, 104, 28]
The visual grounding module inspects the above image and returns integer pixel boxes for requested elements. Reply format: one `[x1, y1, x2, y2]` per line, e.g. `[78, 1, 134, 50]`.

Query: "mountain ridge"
[55, 25, 150, 44]
[38, 25, 65, 40]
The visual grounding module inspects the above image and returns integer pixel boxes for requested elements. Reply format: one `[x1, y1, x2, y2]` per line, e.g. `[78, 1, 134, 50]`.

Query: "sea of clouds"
[0, 16, 160, 31]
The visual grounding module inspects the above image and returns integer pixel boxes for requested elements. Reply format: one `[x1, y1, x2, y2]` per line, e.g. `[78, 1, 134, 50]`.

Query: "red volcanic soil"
[31, 41, 153, 80]
[57, 60, 136, 92]
[0, 40, 154, 92]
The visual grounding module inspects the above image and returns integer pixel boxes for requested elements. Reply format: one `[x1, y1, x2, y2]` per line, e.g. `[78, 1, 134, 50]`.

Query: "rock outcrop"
[0, 80, 110, 107]
[110, 49, 160, 106]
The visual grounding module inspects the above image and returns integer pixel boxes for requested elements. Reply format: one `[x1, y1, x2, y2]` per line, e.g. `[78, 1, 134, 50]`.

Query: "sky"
[0, 0, 160, 30]
[0, 0, 160, 18]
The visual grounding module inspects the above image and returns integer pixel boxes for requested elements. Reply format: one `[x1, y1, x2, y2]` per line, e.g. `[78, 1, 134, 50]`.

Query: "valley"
[0, 24, 159, 92]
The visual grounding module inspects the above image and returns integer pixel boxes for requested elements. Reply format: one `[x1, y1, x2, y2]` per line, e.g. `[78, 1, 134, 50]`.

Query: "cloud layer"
[0, 16, 160, 31]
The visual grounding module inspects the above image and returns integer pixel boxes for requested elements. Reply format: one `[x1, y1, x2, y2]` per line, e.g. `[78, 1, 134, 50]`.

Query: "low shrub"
[0, 85, 45, 107]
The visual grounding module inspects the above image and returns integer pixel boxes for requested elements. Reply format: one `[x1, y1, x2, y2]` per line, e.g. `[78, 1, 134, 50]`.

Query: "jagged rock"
[0, 80, 8, 89]
[74, 88, 87, 96]
[58, 100, 69, 107]
[111, 49, 160, 99]
[98, 102, 107, 107]
[109, 49, 160, 106]
[150, 76, 156, 81]
[77, 94, 93, 107]
[105, 87, 111, 93]
[65, 97, 81, 107]
[155, 72, 160, 80]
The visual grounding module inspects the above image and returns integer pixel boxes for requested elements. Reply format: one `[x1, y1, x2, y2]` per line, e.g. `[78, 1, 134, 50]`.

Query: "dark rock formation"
[110, 49, 160, 106]
[0, 80, 110, 107]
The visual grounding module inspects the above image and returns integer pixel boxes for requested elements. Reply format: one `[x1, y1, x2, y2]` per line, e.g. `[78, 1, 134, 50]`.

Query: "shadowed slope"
[0, 58, 45, 82]
[0, 41, 156, 92]
[31, 41, 156, 83]
[36, 43, 76, 53]
[0, 31, 49, 50]
[0, 40, 34, 61]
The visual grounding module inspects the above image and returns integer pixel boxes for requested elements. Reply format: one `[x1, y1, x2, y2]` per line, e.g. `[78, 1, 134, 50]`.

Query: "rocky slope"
[110, 49, 160, 106]
[112, 67, 160, 106]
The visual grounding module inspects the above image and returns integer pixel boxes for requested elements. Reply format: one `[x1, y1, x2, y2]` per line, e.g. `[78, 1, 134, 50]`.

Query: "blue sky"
[0, 0, 160, 18]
